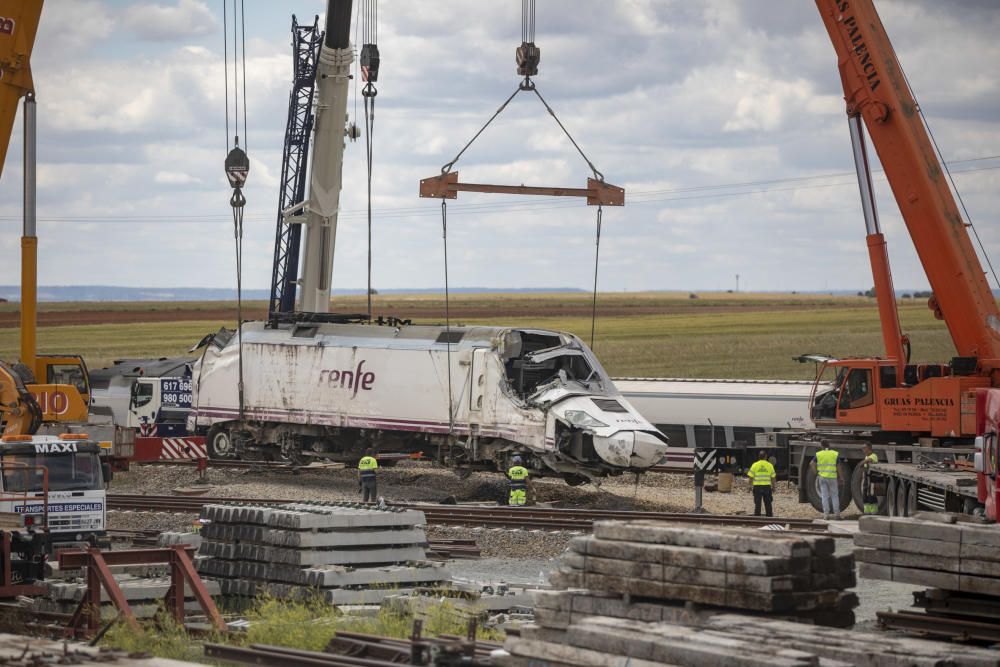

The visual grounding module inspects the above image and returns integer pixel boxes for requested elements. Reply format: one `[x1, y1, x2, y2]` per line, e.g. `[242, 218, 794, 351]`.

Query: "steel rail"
[107, 494, 830, 533]
[877, 610, 1000, 643]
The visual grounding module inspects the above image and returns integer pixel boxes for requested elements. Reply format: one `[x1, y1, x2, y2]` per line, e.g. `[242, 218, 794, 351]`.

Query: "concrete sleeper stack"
[552, 519, 858, 623]
[855, 514, 1000, 594]
[196, 501, 450, 605]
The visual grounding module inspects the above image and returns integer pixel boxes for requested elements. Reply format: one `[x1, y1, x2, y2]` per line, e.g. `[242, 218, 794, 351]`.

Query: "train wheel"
[895, 480, 909, 517]
[207, 426, 235, 460]
[886, 478, 898, 517]
[907, 481, 919, 515]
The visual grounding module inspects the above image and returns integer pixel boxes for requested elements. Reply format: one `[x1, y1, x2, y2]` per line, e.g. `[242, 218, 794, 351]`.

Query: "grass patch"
[0, 292, 956, 377]
[99, 596, 502, 664]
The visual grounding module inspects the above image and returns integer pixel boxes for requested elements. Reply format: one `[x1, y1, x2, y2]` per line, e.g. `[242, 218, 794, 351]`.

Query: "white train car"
[189, 322, 669, 484]
[613, 377, 818, 470]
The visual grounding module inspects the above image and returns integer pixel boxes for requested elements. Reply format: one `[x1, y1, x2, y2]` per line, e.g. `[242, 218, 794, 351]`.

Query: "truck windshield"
[0, 453, 103, 492]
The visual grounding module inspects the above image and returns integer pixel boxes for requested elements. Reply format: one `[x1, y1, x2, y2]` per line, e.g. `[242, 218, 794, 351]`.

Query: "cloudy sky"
[0, 0, 998, 294]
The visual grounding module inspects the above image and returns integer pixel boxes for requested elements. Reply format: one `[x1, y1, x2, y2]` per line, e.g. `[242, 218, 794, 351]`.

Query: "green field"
[0, 292, 955, 379]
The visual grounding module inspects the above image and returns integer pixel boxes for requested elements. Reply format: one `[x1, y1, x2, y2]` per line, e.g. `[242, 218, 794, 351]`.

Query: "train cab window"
[879, 365, 897, 389]
[839, 368, 873, 409]
[47, 364, 87, 396]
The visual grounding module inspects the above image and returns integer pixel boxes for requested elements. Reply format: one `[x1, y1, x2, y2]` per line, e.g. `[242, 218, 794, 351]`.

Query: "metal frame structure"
[268, 16, 325, 321]
[58, 545, 223, 638]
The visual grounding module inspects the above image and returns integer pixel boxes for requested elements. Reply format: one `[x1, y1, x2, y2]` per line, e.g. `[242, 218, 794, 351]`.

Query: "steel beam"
[419, 171, 624, 206]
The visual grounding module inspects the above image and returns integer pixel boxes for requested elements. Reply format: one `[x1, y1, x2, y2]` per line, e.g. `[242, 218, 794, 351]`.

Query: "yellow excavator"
[0, 0, 89, 436]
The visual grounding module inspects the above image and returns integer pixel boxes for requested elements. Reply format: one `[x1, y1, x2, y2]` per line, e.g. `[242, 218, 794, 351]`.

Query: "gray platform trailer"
[709, 432, 981, 516]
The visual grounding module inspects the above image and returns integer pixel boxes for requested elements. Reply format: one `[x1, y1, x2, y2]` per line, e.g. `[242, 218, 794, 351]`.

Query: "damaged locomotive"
[188, 321, 669, 484]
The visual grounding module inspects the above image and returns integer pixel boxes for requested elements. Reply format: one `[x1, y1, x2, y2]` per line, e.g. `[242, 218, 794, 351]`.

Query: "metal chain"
[364, 89, 376, 320]
[440, 86, 521, 174]
[530, 86, 603, 182]
[590, 205, 602, 348]
[442, 200, 454, 436]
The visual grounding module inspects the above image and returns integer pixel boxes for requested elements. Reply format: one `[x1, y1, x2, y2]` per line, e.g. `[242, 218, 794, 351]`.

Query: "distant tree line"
[857, 287, 932, 299]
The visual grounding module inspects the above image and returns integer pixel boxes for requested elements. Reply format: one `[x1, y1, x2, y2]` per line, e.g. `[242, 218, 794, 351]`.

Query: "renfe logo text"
[320, 360, 375, 399]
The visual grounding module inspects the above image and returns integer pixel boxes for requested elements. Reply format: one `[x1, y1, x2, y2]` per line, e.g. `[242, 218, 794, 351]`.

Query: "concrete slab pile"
[196, 501, 451, 605]
[855, 514, 1000, 594]
[552, 519, 857, 622]
[31, 574, 221, 620]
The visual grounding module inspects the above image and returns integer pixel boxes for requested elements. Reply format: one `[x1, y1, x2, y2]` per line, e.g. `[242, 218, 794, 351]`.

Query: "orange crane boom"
[0, 0, 41, 175]
[817, 0, 1000, 365]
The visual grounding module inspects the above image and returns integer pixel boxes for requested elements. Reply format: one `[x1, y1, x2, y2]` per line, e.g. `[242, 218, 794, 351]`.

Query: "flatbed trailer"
[869, 462, 978, 516]
[756, 432, 977, 515]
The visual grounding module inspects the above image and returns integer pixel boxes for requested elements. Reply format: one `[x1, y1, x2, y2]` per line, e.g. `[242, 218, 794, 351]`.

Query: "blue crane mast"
[268, 16, 324, 320]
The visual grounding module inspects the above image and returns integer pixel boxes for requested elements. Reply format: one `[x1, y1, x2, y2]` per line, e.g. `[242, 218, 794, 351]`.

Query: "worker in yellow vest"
[358, 448, 379, 503]
[861, 443, 879, 515]
[811, 441, 843, 520]
[747, 450, 776, 517]
[507, 455, 529, 507]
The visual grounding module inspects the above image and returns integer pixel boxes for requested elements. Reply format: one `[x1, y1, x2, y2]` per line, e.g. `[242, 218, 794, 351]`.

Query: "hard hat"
[512, 455, 522, 464]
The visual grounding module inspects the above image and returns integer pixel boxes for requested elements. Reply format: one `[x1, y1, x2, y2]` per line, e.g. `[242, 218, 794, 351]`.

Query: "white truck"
[189, 322, 670, 483]
[0, 435, 108, 548]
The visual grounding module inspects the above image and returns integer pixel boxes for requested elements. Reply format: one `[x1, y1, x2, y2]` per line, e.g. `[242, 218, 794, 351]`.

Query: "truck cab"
[128, 376, 193, 436]
[0, 435, 107, 548]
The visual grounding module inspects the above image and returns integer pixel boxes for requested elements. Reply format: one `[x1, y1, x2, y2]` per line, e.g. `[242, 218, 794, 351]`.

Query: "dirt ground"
[110, 461, 839, 518]
[0, 302, 838, 329]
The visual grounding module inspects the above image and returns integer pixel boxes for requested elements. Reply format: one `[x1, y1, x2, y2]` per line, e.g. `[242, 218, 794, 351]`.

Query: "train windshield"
[503, 330, 606, 399]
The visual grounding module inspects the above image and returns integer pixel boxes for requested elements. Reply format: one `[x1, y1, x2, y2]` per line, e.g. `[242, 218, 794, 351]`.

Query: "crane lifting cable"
[223, 0, 250, 426]
[422, 1, 621, 352]
[359, 0, 380, 320]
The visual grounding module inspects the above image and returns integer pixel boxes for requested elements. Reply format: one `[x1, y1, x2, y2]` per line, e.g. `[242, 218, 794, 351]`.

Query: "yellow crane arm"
[0, 0, 42, 179]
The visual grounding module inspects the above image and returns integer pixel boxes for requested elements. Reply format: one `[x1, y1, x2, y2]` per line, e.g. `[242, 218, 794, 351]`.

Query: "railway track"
[107, 494, 833, 533]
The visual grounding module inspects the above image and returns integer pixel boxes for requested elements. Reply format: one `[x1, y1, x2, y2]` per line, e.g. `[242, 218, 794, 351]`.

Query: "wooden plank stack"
[551, 519, 857, 623]
[196, 501, 451, 605]
[855, 514, 1000, 593]
[496, 520, 1000, 667]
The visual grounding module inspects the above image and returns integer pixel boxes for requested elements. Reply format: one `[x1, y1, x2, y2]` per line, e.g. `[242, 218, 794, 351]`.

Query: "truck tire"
[886, 477, 898, 517]
[850, 463, 865, 512]
[805, 467, 852, 513]
[907, 481, 919, 515]
[895, 480, 909, 517]
[208, 425, 235, 460]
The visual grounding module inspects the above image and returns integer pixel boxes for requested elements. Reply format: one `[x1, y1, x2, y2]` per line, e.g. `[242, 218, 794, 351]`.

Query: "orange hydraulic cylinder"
[867, 233, 905, 377]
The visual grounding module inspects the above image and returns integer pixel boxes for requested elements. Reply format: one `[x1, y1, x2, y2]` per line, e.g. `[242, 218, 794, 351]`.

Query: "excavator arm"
[816, 0, 1000, 365]
[0, 0, 41, 178]
[0, 362, 41, 436]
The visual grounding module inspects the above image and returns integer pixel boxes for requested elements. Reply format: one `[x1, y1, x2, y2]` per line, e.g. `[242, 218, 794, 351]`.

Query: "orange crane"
[0, 0, 89, 434]
[808, 0, 999, 443]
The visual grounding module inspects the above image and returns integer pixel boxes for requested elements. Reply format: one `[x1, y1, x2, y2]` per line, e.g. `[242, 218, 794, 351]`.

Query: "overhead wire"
[222, 0, 229, 152]
[8, 157, 997, 225]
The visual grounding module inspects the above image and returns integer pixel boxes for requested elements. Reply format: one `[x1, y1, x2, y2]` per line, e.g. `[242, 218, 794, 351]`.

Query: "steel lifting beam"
[419, 171, 624, 207]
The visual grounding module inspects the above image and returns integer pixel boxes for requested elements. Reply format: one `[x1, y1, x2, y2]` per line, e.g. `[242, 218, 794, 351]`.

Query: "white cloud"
[122, 0, 217, 42]
[0, 0, 996, 294]
[154, 170, 199, 185]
